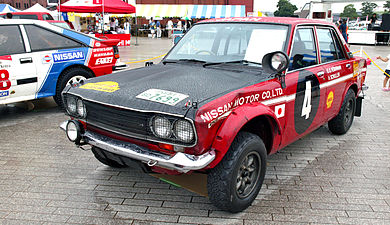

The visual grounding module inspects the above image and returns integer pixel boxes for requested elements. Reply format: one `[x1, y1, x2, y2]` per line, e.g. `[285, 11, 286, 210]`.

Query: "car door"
[0, 24, 37, 104]
[22, 24, 86, 99]
[281, 26, 328, 147]
[316, 26, 353, 120]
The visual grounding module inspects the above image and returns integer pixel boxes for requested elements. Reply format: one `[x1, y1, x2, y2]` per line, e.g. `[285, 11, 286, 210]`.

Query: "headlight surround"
[76, 99, 86, 118]
[151, 116, 172, 138]
[173, 119, 194, 143]
[66, 96, 77, 115]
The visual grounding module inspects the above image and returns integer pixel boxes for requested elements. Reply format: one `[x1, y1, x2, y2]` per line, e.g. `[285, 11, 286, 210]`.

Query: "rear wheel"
[91, 147, 128, 168]
[207, 132, 267, 213]
[328, 89, 356, 135]
[54, 67, 93, 109]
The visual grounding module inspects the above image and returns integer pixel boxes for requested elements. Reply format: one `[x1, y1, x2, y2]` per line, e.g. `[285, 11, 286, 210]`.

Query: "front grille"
[84, 100, 196, 146]
[85, 101, 153, 140]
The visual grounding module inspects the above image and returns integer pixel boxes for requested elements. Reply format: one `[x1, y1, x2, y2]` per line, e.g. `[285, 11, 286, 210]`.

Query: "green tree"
[340, 4, 358, 19]
[274, 0, 298, 17]
[384, 1, 390, 13]
[361, 1, 378, 17]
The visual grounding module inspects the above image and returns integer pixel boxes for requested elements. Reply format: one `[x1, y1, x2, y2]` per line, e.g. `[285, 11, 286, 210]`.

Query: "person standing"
[368, 13, 377, 30]
[167, 18, 173, 38]
[376, 55, 390, 91]
[339, 19, 348, 43]
[149, 18, 156, 38]
[177, 20, 182, 30]
[124, 19, 131, 34]
[156, 20, 161, 38]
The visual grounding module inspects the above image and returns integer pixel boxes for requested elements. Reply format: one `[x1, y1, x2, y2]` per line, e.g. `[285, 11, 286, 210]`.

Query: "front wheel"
[54, 67, 93, 109]
[328, 89, 356, 135]
[207, 132, 267, 213]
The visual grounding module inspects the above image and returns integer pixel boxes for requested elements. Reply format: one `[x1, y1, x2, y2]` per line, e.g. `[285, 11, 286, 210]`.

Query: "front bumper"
[60, 121, 215, 173]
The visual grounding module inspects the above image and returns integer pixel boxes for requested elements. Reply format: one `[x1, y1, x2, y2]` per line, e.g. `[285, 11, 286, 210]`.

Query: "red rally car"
[60, 17, 367, 212]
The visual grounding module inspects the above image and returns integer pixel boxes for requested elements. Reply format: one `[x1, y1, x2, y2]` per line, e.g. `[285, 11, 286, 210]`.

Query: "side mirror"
[262, 51, 290, 74]
[347, 52, 354, 59]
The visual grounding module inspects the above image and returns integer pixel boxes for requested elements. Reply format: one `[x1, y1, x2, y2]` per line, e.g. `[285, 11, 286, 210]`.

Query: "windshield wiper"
[203, 60, 262, 67]
[163, 59, 207, 65]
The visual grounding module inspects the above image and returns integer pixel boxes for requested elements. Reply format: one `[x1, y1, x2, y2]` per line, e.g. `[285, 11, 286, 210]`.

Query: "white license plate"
[136, 89, 189, 106]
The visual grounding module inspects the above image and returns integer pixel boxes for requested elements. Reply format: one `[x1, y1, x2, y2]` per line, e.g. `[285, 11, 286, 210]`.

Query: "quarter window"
[24, 25, 83, 51]
[289, 28, 317, 71]
[0, 25, 25, 56]
[42, 14, 54, 20]
[317, 28, 344, 63]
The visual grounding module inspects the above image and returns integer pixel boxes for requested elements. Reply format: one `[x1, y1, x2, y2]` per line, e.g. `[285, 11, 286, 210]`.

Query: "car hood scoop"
[67, 64, 264, 116]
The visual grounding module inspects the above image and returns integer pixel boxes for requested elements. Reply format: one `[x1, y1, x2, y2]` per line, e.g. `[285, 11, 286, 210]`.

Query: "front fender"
[208, 102, 282, 168]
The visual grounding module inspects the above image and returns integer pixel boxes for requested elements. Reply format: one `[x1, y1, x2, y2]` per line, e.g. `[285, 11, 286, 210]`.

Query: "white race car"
[0, 19, 124, 107]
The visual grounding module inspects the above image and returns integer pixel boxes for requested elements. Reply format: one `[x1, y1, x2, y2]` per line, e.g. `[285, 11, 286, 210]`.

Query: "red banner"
[95, 34, 131, 46]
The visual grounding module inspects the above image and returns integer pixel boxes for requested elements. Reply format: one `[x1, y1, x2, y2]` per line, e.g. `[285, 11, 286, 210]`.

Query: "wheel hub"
[235, 152, 261, 198]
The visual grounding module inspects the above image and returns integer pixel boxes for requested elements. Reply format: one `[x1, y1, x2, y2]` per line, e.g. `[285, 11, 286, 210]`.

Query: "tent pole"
[135, 13, 138, 46]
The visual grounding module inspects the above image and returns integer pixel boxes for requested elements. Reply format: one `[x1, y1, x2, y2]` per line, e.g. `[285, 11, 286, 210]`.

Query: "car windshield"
[165, 23, 289, 66]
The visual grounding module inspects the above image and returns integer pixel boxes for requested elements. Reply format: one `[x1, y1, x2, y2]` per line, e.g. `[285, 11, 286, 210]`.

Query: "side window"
[331, 29, 346, 60]
[317, 28, 339, 63]
[289, 28, 317, 71]
[24, 25, 83, 51]
[0, 25, 25, 56]
[42, 14, 54, 20]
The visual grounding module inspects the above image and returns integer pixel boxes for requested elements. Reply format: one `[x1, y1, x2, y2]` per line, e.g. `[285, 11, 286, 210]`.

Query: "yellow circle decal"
[327, 91, 334, 109]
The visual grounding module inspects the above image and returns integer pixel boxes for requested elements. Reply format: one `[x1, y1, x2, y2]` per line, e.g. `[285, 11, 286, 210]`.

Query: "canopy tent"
[137, 4, 188, 18]
[0, 4, 20, 13]
[24, 3, 51, 13]
[186, 5, 245, 19]
[60, 0, 136, 14]
[136, 4, 245, 19]
[24, 3, 60, 19]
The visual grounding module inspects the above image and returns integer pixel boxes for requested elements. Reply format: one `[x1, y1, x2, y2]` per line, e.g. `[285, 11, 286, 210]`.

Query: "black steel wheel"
[328, 89, 356, 135]
[207, 131, 267, 213]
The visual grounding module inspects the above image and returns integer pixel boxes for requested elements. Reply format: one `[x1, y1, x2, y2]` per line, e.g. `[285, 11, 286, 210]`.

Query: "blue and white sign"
[53, 51, 85, 63]
[0, 91, 9, 97]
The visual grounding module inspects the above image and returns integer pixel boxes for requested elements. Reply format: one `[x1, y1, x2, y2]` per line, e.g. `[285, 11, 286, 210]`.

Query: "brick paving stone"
[179, 216, 243, 224]
[115, 212, 179, 222]
[0, 41, 389, 224]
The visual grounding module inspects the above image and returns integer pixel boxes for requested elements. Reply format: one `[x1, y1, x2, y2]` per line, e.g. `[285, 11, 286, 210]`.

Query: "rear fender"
[208, 102, 282, 168]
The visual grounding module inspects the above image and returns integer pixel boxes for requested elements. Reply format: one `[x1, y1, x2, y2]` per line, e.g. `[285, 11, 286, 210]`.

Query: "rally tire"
[328, 89, 356, 135]
[54, 67, 93, 109]
[207, 132, 267, 213]
[91, 147, 128, 168]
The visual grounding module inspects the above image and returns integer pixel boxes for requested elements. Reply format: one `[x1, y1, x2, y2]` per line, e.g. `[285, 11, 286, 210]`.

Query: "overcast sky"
[254, 0, 386, 14]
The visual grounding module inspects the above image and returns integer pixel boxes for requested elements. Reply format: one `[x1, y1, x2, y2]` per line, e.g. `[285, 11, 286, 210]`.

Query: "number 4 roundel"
[294, 70, 320, 134]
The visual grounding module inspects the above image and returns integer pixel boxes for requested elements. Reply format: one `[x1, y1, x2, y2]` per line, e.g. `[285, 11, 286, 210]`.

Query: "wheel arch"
[208, 103, 282, 169]
[55, 64, 95, 89]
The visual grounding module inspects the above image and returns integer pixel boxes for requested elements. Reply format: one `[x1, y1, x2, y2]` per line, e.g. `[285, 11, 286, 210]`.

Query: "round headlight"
[174, 120, 194, 143]
[152, 116, 172, 138]
[67, 96, 77, 115]
[76, 99, 86, 118]
[66, 120, 80, 142]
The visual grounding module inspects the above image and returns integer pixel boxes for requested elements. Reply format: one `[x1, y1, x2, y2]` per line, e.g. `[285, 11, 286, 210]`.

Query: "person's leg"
[384, 76, 390, 88]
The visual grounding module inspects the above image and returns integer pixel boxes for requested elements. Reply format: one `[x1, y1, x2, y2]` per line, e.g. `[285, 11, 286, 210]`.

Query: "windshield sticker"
[53, 51, 85, 63]
[244, 29, 286, 64]
[80, 81, 120, 93]
[136, 89, 189, 106]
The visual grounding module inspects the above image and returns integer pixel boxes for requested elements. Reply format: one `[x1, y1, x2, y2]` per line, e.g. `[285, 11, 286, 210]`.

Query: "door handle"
[20, 57, 33, 64]
[346, 64, 351, 68]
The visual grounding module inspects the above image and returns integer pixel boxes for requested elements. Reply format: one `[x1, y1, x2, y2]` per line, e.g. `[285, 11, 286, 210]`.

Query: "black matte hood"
[67, 63, 265, 116]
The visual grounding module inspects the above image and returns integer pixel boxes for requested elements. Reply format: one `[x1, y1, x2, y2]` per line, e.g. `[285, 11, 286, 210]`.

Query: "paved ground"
[0, 38, 389, 224]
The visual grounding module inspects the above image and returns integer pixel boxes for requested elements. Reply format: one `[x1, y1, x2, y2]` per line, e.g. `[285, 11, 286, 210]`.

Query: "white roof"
[24, 3, 52, 13]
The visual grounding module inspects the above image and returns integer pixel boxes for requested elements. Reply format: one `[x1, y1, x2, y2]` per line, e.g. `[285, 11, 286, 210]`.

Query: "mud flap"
[355, 96, 363, 117]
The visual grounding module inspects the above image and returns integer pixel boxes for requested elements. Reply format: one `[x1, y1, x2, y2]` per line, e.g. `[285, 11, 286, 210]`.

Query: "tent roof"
[60, 0, 136, 14]
[0, 4, 20, 13]
[24, 3, 51, 13]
